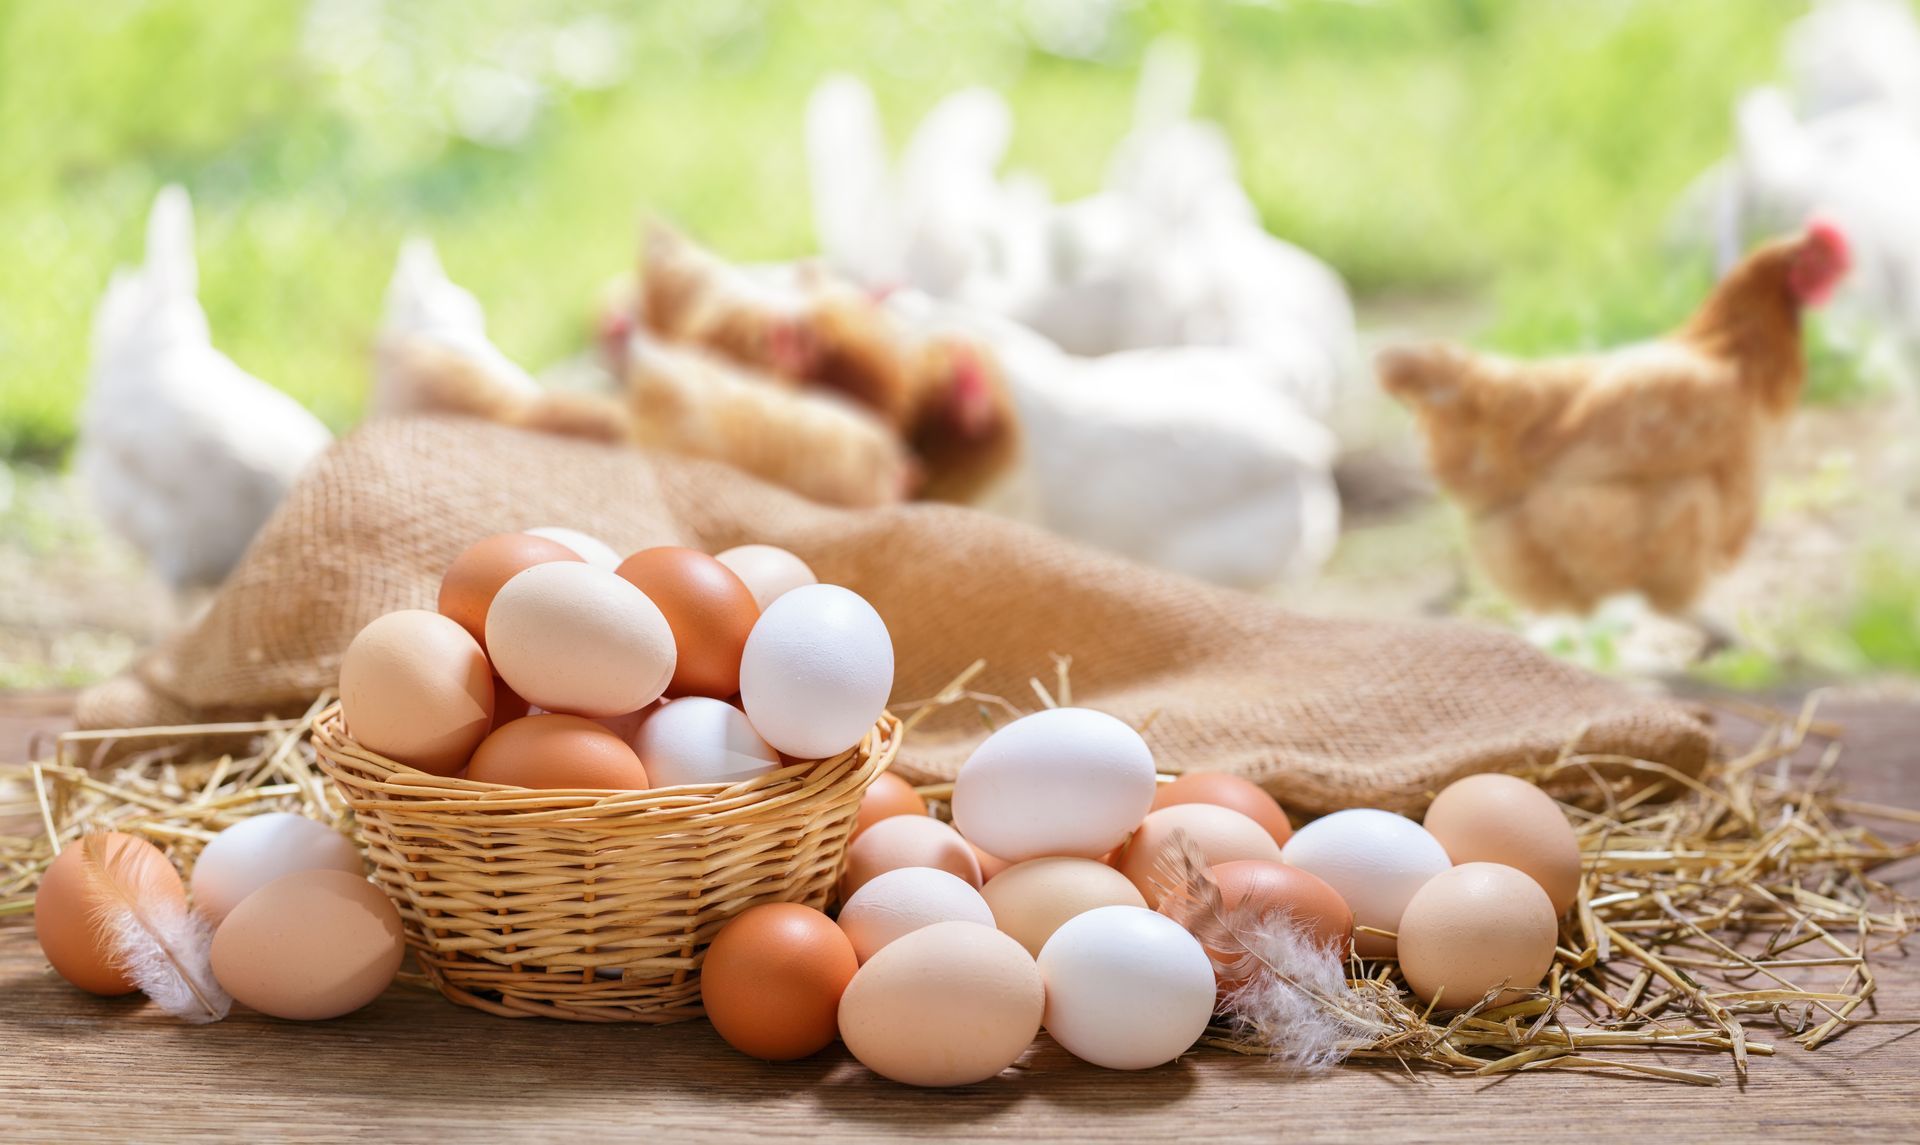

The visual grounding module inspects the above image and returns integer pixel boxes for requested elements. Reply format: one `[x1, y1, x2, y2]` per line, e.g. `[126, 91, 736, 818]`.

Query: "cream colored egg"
[838, 815, 981, 900]
[338, 609, 494, 776]
[210, 870, 404, 1021]
[1397, 862, 1559, 1010]
[486, 562, 676, 719]
[837, 867, 996, 963]
[837, 921, 1044, 1086]
[524, 526, 622, 570]
[1423, 773, 1583, 915]
[981, 857, 1147, 957]
[714, 544, 817, 610]
[1114, 803, 1283, 908]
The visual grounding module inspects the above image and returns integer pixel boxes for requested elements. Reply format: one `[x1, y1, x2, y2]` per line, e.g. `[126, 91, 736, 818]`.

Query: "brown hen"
[1379, 222, 1850, 616]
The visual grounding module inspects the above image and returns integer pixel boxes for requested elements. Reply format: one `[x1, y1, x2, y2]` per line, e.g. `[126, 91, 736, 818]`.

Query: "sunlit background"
[5, 0, 1919, 690]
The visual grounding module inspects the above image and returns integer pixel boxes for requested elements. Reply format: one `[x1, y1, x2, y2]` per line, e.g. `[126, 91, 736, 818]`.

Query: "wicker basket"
[312, 702, 898, 1022]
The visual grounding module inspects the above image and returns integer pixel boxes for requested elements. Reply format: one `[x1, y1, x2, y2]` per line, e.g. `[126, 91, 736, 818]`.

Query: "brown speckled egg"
[615, 547, 759, 699]
[210, 869, 404, 1021]
[701, 903, 857, 1060]
[339, 610, 494, 776]
[35, 833, 186, 995]
[438, 533, 583, 649]
[852, 772, 927, 840]
[838, 815, 981, 901]
[467, 714, 650, 791]
[1152, 773, 1294, 849]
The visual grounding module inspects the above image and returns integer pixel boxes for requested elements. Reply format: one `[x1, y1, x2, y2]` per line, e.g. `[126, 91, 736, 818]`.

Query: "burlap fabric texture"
[78, 417, 1712, 814]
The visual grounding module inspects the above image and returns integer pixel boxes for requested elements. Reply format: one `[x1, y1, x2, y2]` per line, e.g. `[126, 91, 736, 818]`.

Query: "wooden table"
[3, 694, 1916, 1143]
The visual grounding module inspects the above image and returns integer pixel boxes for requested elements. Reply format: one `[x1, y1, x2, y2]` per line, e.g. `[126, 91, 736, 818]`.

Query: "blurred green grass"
[1, 0, 1822, 459]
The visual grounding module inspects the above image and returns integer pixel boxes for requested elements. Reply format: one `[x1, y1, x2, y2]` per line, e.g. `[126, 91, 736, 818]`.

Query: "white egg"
[1280, 808, 1453, 958]
[1036, 905, 1215, 1070]
[837, 866, 996, 963]
[524, 526, 622, 571]
[951, 708, 1156, 863]
[738, 584, 893, 759]
[714, 544, 817, 610]
[190, 813, 363, 924]
[630, 697, 778, 788]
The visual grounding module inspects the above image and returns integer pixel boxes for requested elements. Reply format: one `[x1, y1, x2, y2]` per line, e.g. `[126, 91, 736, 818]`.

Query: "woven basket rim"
[312, 701, 898, 823]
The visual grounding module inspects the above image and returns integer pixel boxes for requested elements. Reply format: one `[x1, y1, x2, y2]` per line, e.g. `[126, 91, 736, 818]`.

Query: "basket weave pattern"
[313, 702, 897, 1022]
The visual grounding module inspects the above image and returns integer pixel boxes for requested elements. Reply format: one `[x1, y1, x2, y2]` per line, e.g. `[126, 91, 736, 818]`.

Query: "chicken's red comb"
[1804, 215, 1851, 272]
[1791, 214, 1851, 307]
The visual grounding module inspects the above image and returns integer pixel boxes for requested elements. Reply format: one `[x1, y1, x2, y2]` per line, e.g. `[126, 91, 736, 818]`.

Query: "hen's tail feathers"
[806, 74, 891, 279]
[1375, 344, 1463, 407]
[145, 185, 198, 300]
[1134, 37, 1200, 132]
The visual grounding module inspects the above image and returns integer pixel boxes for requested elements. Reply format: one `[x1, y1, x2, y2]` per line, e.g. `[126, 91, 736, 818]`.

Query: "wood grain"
[3, 695, 1916, 1144]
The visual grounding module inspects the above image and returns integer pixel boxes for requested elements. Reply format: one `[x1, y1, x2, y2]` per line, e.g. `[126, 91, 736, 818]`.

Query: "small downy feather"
[79, 834, 230, 1023]
[1153, 830, 1387, 1072]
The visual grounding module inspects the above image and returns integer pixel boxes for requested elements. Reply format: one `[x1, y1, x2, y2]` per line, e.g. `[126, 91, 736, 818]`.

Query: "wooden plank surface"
[2, 694, 1916, 1144]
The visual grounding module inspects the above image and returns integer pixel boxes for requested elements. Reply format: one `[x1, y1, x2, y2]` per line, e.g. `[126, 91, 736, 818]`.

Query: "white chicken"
[805, 39, 1359, 420]
[891, 294, 1339, 588]
[372, 237, 542, 417]
[1686, 0, 1920, 385]
[81, 186, 333, 591]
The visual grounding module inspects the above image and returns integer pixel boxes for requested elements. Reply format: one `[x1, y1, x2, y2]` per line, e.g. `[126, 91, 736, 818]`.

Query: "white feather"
[80, 835, 230, 1024]
[1215, 912, 1383, 1073]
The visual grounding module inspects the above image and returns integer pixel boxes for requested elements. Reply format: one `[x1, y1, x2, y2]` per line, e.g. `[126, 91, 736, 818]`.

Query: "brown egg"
[489, 677, 532, 732]
[466, 714, 651, 791]
[700, 903, 858, 1060]
[210, 869, 404, 1020]
[615, 547, 759, 699]
[35, 833, 186, 996]
[1153, 773, 1294, 849]
[1205, 860, 1354, 981]
[1115, 804, 1283, 908]
[1398, 863, 1558, 1009]
[982, 857, 1146, 957]
[838, 815, 981, 901]
[852, 772, 928, 840]
[437, 533, 582, 649]
[339, 610, 495, 776]
[1422, 773, 1583, 915]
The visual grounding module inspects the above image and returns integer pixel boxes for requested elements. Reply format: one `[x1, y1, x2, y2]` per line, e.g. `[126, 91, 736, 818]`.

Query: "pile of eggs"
[340, 529, 894, 788]
[697, 707, 1582, 1085]
[35, 814, 404, 1021]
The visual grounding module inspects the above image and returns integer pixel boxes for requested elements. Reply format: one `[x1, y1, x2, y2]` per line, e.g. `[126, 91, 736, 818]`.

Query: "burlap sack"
[78, 417, 1712, 814]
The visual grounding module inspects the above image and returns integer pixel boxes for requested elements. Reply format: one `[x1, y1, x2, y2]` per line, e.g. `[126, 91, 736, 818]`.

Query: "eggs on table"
[700, 710, 1585, 1084]
[339, 530, 893, 790]
[35, 817, 403, 1022]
